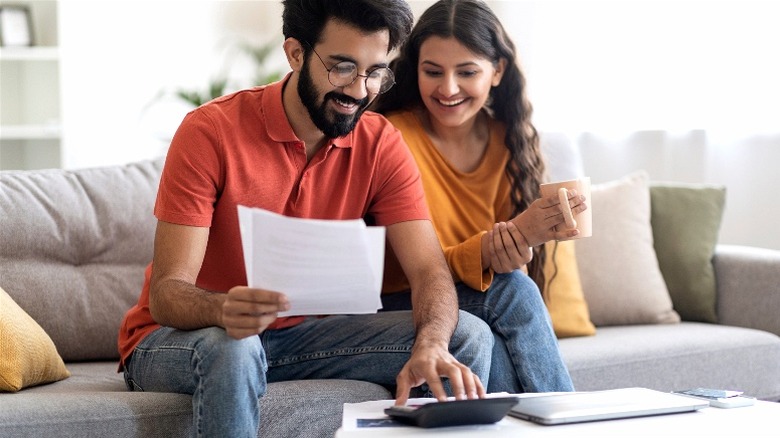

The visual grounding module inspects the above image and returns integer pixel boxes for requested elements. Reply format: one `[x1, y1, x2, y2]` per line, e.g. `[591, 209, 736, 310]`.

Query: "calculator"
[384, 396, 520, 428]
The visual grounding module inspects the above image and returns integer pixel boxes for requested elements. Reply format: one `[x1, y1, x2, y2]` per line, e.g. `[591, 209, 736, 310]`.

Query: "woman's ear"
[492, 58, 507, 87]
[283, 38, 305, 72]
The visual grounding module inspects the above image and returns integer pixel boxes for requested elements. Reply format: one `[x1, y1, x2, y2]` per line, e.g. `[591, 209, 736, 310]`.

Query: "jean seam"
[193, 348, 204, 438]
[133, 345, 200, 356]
[269, 345, 411, 367]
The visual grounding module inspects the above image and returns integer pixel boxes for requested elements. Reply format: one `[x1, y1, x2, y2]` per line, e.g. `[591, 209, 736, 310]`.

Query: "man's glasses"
[307, 45, 395, 95]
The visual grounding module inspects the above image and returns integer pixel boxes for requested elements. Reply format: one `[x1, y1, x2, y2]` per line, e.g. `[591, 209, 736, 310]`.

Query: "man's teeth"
[438, 98, 465, 107]
[335, 98, 355, 107]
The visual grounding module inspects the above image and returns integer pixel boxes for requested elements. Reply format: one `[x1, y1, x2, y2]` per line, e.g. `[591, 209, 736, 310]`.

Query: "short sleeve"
[154, 109, 224, 227]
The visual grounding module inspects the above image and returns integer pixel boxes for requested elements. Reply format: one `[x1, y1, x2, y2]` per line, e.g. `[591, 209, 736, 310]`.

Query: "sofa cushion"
[0, 160, 163, 361]
[543, 240, 596, 338]
[0, 287, 70, 392]
[0, 362, 392, 438]
[559, 322, 780, 401]
[575, 171, 680, 326]
[650, 183, 726, 323]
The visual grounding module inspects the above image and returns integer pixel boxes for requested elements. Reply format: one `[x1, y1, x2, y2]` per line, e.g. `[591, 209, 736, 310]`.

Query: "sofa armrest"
[714, 244, 780, 336]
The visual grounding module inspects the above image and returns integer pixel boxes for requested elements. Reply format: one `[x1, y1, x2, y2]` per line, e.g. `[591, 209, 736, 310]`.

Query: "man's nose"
[341, 76, 369, 100]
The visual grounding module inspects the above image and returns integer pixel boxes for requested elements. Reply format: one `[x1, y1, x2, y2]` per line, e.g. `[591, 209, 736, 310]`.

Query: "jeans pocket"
[124, 370, 144, 392]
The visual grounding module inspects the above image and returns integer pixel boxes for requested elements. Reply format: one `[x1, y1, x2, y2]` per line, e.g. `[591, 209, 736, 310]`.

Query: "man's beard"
[298, 60, 370, 138]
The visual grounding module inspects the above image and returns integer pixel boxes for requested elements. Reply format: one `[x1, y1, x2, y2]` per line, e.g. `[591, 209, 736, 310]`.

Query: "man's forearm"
[149, 278, 225, 330]
[410, 270, 459, 349]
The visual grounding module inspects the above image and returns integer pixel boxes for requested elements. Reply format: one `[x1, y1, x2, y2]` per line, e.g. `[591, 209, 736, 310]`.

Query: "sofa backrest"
[0, 159, 163, 361]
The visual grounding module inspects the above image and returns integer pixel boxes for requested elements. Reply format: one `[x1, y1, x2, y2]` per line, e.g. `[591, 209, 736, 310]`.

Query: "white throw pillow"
[574, 171, 680, 326]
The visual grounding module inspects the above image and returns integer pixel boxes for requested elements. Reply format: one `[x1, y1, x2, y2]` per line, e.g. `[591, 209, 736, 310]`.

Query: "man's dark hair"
[282, 0, 413, 53]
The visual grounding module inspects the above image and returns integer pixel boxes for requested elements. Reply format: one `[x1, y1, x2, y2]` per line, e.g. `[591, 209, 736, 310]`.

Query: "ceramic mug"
[540, 177, 592, 239]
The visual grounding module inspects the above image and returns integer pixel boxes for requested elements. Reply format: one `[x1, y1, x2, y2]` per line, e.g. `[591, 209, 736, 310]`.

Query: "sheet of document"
[238, 205, 385, 317]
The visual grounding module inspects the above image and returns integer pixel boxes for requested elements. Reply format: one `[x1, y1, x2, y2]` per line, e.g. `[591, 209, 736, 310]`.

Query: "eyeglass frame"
[304, 42, 395, 95]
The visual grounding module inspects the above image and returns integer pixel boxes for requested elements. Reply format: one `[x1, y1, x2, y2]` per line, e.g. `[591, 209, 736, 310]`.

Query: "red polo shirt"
[118, 75, 429, 366]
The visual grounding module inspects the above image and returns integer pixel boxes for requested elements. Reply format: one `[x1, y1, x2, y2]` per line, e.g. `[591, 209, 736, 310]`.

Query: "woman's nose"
[438, 73, 459, 96]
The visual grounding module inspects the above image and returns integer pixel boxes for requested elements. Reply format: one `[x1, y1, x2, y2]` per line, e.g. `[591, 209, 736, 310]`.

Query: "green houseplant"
[176, 40, 283, 107]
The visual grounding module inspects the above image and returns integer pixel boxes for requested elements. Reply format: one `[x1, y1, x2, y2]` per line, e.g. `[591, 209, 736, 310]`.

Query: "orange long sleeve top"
[382, 110, 513, 293]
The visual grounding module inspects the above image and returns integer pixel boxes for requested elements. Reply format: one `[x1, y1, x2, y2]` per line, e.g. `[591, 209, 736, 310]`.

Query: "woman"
[373, 0, 585, 393]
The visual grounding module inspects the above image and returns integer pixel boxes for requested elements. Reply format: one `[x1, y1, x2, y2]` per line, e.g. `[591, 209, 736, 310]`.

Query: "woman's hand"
[509, 190, 587, 246]
[482, 221, 533, 273]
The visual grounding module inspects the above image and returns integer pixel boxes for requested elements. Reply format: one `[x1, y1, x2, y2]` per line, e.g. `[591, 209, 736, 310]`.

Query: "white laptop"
[508, 387, 709, 425]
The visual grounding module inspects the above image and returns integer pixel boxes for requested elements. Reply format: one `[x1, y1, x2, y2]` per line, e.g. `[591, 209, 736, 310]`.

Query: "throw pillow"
[574, 171, 681, 326]
[650, 183, 726, 322]
[0, 286, 70, 392]
[542, 240, 597, 338]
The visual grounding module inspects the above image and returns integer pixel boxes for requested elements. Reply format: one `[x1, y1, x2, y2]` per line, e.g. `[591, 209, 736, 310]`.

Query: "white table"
[335, 399, 779, 437]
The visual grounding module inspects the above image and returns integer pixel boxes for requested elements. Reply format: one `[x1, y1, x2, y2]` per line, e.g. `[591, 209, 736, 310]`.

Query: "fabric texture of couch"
[1, 156, 779, 437]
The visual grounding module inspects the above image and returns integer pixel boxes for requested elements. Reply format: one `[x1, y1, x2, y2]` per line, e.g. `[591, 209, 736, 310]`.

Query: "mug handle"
[558, 187, 577, 229]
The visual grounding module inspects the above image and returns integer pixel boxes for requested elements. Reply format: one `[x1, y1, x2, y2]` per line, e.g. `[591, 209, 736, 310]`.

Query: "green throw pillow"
[650, 183, 726, 323]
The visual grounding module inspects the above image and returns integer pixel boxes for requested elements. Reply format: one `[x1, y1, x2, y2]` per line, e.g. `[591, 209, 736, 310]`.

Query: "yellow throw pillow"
[542, 240, 596, 338]
[0, 286, 70, 392]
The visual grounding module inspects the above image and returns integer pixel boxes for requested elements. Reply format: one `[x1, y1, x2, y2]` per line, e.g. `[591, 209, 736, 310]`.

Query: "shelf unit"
[0, 0, 61, 170]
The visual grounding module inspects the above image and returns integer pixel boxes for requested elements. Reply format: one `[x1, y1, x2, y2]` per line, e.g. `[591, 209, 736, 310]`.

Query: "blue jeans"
[123, 310, 492, 437]
[382, 271, 575, 393]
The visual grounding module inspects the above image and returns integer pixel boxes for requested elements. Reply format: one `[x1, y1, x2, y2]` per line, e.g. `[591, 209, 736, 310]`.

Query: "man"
[117, 1, 492, 436]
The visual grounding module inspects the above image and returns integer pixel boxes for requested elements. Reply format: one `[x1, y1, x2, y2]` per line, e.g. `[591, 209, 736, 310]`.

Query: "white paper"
[238, 205, 385, 316]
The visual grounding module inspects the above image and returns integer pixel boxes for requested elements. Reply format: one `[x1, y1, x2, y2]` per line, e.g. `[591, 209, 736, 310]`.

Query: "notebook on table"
[508, 387, 709, 425]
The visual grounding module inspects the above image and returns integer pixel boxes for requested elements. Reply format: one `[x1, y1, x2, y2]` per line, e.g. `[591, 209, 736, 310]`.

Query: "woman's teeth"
[438, 98, 465, 107]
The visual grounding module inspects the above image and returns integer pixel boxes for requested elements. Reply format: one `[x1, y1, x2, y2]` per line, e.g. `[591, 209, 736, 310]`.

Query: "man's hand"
[222, 287, 290, 339]
[510, 190, 587, 246]
[394, 341, 486, 406]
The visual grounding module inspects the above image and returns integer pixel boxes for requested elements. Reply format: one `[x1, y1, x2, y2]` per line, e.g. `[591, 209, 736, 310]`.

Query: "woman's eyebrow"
[420, 60, 479, 68]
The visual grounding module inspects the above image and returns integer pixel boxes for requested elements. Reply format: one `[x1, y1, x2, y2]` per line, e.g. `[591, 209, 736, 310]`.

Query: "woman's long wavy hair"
[372, 0, 548, 291]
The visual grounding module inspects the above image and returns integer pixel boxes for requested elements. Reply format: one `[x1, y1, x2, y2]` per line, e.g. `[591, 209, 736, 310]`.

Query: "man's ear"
[284, 38, 305, 72]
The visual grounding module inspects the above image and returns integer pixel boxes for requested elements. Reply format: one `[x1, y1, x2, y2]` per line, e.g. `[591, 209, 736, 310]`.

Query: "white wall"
[59, 0, 287, 169]
[571, 130, 780, 251]
[498, 0, 780, 133]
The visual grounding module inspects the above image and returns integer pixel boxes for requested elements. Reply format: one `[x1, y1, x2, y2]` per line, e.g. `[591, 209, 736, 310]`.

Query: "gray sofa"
[1, 158, 779, 438]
